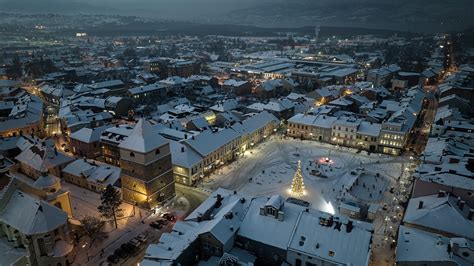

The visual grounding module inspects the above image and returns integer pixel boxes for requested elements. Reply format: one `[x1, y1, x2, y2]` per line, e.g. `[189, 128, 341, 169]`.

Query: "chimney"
[184, 134, 188, 139]
[468, 209, 474, 221]
[449, 157, 459, 164]
[452, 243, 460, 253]
[418, 201, 424, 209]
[459, 201, 465, 210]
[438, 190, 446, 198]
[468, 158, 474, 168]
[277, 211, 284, 221]
[346, 220, 353, 233]
[214, 194, 223, 209]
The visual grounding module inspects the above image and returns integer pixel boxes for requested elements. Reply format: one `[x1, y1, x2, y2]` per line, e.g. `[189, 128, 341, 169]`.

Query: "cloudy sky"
[0, 0, 472, 31]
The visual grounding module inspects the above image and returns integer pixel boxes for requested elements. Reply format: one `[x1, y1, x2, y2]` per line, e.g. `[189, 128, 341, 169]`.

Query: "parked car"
[136, 233, 148, 243]
[149, 221, 162, 229]
[156, 218, 169, 225]
[121, 243, 138, 254]
[162, 213, 176, 221]
[107, 255, 120, 264]
[114, 248, 128, 259]
[128, 238, 141, 248]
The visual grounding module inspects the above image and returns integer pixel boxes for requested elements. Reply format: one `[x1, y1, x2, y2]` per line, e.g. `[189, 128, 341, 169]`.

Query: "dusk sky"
[1, 0, 472, 31]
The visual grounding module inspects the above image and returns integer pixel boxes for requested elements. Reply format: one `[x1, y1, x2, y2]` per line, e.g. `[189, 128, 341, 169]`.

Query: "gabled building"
[0, 93, 44, 138]
[15, 142, 75, 180]
[69, 125, 112, 159]
[62, 158, 121, 193]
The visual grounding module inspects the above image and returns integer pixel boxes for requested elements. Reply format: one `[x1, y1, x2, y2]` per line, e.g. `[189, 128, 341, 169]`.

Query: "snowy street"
[63, 182, 197, 266]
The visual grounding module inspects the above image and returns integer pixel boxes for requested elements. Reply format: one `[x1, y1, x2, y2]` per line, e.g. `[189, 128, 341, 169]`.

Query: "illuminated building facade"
[119, 119, 175, 209]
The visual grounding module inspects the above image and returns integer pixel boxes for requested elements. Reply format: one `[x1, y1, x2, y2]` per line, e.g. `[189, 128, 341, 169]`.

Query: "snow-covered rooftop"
[404, 194, 474, 239]
[396, 226, 473, 266]
[0, 190, 67, 235]
[288, 210, 373, 265]
[119, 119, 169, 153]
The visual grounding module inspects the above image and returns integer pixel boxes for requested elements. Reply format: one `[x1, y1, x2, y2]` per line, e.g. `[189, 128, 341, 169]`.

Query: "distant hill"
[225, 0, 474, 32]
[0, 0, 472, 33]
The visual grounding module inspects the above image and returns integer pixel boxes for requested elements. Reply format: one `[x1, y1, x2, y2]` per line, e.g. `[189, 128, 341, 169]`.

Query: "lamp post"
[82, 241, 90, 262]
[132, 200, 136, 217]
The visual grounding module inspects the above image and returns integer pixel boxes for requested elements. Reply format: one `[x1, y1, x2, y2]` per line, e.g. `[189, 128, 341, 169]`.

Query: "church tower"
[119, 119, 175, 209]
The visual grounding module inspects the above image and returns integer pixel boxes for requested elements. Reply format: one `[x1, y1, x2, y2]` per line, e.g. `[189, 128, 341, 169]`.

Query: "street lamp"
[132, 200, 137, 217]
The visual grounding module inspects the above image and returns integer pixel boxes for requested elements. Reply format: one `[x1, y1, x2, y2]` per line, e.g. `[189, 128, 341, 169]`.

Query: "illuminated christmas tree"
[291, 160, 305, 196]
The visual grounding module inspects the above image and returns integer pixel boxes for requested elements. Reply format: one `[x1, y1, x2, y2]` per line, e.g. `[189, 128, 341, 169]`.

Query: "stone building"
[118, 119, 175, 209]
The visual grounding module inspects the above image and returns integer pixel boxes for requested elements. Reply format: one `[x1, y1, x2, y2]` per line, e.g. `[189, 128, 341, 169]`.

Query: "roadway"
[409, 89, 438, 155]
[175, 183, 209, 213]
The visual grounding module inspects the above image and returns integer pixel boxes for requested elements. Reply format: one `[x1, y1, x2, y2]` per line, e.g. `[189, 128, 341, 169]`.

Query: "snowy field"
[201, 136, 412, 215]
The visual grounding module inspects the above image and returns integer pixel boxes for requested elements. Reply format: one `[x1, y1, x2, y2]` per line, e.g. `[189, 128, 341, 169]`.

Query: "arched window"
[155, 149, 160, 155]
[130, 152, 135, 157]
[54, 202, 62, 209]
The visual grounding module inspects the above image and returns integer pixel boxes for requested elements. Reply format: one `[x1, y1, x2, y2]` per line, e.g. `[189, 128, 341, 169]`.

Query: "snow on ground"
[200, 136, 416, 265]
[202, 136, 409, 215]
[62, 181, 190, 266]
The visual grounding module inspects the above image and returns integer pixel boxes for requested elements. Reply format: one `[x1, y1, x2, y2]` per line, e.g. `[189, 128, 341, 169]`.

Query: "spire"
[290, 160, 305, 196]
